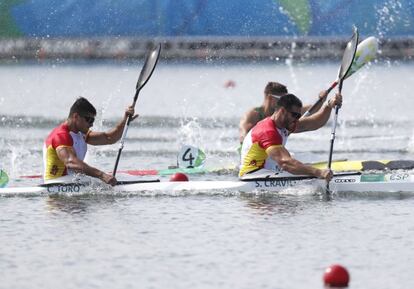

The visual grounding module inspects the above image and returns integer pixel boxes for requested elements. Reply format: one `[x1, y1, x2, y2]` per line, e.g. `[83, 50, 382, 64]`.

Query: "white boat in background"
[1, 170, 413, 196]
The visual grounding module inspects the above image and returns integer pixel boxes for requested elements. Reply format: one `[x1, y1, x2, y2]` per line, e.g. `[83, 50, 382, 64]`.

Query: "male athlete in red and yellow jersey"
[239, 93, 342, 181]
[43, 123, 89, 180]
[239, 117, 289, 176]
[238, 81, 329, 144]
[43, 97, 137, 185]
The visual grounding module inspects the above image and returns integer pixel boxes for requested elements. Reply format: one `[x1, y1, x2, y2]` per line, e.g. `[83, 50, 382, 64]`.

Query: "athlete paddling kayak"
[43, 97, 138, 186]
[238, 81, 328, 144]
[239, 93, 342, 181]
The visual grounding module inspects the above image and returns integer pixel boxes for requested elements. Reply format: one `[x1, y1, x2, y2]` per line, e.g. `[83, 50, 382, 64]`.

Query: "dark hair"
[277, 93, 303, 111]
[264, 82, 288, 96]
[69, 97, 96, 117]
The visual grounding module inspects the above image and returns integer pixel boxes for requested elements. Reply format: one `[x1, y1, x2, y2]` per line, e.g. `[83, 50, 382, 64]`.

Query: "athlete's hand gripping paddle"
[113, 44, 161, 176]
[302, 35, 377, 117]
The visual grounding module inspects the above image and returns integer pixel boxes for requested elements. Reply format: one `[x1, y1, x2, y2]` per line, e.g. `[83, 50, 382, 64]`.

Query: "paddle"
[302, 35, 377, 117]
[112, 43, 161, 177]
[326, 27, 359, 191]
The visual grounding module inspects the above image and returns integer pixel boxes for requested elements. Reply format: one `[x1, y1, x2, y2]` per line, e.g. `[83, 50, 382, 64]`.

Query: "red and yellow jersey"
[239, 117, 288, 177]
[43, 123, 72, 180]
[42, 123, 88, 180]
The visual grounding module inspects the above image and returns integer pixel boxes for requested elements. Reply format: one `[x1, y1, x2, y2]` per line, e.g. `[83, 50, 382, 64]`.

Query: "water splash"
[176, 117, 238, 168]
[177, 117, 205, 150]
[285, 41, 299, 91]
[350, 71, 377, 125]
[375, 0, 404, 39]
[9, 145, 35, 178]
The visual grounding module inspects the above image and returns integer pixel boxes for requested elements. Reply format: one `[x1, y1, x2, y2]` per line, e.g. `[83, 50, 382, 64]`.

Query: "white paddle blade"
[136, 44, 161, 91]
[345, 36, 378, 79]
[338, 27, 359, 81]
[177, 145, 206, 168]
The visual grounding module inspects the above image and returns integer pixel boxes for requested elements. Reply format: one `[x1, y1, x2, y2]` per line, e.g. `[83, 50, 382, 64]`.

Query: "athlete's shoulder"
[254, 117, 274, 130]
[253, 106, 265, 120]
[252, 118, 275, 136]
[253, 106, 264, 114]
[243, 107, 261, 121]
[45, 123, 73, 148]
[252, 117, 283, 146]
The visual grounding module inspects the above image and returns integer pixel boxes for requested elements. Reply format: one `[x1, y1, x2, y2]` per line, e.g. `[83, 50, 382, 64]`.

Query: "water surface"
[1, 60, 414, 289]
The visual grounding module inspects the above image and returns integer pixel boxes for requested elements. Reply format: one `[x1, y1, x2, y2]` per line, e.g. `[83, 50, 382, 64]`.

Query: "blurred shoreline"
[0, 36, 413, 61]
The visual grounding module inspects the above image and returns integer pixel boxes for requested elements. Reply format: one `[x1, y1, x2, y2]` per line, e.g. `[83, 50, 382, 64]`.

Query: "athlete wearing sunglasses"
[239, 93, 342, 181]
[43, 97, 138, 186]
[286, 109, 302, 120]
[239, 81, 329, 144]
[81, 114, 95, 125]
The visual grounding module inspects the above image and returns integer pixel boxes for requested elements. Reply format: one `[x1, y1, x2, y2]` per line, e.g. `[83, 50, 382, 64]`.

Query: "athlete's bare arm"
[301, 90, 329, 115]
[295, 93, 342, 133]
[56, 146, 117, 185]
[266, 145, 332, 181]
[239, 109, 260, 143]
[87, 106, 138, 145]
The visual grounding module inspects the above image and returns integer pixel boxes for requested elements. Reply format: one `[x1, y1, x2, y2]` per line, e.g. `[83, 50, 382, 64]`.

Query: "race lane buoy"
[224, 80, 236, 88]
[323, 264, 350, 287]
[170, 173, 189, 182]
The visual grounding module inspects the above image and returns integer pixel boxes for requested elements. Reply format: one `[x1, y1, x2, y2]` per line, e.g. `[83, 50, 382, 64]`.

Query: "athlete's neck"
[263, 96, 276, 116]
[65, 119, 79, 133]
[263, 105, 275, 116]
[272, 110, 284, 129]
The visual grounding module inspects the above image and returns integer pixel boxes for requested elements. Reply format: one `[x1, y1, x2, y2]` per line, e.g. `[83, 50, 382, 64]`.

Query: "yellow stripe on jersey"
[265, 144, 283, 155]
[239, 143, 282, 177]
[44, 145, 71, 180]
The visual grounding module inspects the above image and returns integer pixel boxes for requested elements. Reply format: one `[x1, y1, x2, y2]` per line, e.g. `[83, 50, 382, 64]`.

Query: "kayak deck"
[1, 171, 413, 196]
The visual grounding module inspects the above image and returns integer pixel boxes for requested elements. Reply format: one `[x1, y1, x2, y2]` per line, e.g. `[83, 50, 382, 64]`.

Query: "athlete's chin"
[81, 128, 90, 134]
[287, 122, 298, 133]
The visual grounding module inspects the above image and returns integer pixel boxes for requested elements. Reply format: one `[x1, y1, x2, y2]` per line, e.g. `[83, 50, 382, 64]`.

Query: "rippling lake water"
[1, 59, 414, 289]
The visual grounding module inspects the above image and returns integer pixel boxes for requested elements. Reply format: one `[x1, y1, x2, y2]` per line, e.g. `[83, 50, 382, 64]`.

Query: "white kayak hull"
[0, 171, 413, 196]
[118, 172, 414, 194]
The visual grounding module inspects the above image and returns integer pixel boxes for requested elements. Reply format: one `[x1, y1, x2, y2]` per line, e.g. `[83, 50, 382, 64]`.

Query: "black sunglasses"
[287, 110, 301, 120]
[81, 115, 95, 125]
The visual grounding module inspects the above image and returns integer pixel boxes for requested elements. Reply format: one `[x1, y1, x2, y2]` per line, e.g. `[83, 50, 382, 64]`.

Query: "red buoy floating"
[223, 80, 236, 88]
[169, 173, 189, 182]
[323, 264, 350, 287]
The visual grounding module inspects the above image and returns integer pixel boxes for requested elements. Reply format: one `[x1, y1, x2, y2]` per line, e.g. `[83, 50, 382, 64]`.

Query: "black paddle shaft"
[113, 87, 143, 176]
[327, 29, 358, 170]
[112, 44, 161, 176]
[326, 28, 359, 191]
